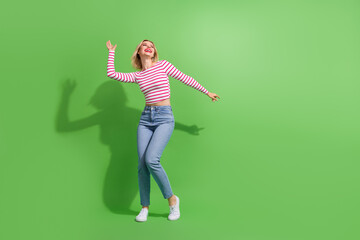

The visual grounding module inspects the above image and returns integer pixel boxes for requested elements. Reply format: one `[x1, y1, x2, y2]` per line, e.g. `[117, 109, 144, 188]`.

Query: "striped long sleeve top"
[107, 50, 209, 105]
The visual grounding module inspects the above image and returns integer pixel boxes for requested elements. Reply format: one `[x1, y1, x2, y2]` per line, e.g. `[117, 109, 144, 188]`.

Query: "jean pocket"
[158, 109, 172, 114]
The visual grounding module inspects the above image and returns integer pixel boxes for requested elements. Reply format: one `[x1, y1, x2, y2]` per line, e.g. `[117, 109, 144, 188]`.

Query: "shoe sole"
[135, 219, 147, 222]
[168, 216, 180, 221]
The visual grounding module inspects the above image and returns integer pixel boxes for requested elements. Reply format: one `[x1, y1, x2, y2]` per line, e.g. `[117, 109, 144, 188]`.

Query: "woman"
[106, 39, 220, 222]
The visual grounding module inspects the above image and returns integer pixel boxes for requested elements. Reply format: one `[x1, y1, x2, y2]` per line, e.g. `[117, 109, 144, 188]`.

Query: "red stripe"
[107, 52, 209, 104]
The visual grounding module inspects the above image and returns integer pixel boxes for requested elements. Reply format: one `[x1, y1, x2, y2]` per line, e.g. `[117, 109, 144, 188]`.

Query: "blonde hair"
[130, 39, 159, 70]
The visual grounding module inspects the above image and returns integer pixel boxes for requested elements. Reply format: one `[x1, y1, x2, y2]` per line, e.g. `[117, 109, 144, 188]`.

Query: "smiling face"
[138, 41, 155, 59]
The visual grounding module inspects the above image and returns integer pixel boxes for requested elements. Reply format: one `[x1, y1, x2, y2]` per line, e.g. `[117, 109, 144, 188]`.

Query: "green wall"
[1, 0, 359, 239]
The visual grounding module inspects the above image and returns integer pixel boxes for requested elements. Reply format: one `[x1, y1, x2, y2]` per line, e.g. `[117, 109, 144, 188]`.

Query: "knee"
[138, 157, 147, 172]
[138, 162, 146, 172]
[144, 152, 160, 169]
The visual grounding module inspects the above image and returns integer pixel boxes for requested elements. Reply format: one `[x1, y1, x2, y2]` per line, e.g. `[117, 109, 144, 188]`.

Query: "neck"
[141, 57, 154, 71]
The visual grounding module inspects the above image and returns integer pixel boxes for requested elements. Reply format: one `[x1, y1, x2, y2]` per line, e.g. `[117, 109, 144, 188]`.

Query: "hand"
[188, 124, 205, 135]
[62, 78, 77, 95]
[106, 40, 117, 51]
[207, 92, 220, 102]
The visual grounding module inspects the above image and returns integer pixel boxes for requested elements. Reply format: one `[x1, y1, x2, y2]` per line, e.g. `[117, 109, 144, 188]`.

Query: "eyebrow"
[144, 43, 154, 47]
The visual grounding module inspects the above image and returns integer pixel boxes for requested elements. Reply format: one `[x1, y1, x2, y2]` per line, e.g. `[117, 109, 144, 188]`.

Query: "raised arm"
[162, 60, 209, 95]
[107, 50, 137, 83]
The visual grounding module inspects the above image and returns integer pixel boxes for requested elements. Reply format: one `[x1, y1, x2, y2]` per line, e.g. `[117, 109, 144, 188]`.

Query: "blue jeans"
[137, 105, 175, 206]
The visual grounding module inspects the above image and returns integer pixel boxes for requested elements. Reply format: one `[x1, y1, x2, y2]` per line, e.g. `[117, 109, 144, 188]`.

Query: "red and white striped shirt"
[107, 50, 209, 105]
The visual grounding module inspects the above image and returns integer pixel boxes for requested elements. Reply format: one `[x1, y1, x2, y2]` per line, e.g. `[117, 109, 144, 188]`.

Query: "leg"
[167, 194, 177, 206]
[137, 124, 154, 207]
[144, 122, 175, 200]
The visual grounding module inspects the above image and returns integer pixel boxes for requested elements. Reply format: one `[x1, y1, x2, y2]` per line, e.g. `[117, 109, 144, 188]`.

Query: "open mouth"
[145, 49, 152, 53]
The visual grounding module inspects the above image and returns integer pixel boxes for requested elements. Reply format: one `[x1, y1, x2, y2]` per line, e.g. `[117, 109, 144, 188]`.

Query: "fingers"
[208, 93, 220, 101]
[106, 40, 115, 50]
[212, 95, 219, 102]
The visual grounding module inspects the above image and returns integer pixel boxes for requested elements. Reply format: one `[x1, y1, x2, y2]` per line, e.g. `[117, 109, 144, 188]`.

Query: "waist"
[144, 105, 172, 111]
[145, 98, 171, 106]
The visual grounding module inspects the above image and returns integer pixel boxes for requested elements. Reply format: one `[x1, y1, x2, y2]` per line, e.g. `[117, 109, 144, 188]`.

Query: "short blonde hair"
[131, 39, 159, 70]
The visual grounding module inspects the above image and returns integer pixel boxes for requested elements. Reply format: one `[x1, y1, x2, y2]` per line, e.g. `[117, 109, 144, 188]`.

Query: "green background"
[1, 0, 359, 239]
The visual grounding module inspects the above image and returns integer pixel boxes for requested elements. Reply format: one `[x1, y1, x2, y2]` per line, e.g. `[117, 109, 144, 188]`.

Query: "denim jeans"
[137, 105, 175, 206]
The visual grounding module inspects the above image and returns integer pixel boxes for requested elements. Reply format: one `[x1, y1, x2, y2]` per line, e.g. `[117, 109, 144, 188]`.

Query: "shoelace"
[169, 205, 179, 215]
[138, 208, 148, 216]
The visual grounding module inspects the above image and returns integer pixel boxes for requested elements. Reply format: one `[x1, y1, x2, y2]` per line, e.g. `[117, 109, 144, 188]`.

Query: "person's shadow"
[55, 78, 205, 217]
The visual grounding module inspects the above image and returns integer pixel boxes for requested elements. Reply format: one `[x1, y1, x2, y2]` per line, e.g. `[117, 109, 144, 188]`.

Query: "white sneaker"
[135, 208, 148, 222]
[168, 195, 180, 221]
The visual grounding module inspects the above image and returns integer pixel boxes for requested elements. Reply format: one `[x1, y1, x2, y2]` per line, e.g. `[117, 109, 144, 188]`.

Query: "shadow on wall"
[55, 79, 205, 216]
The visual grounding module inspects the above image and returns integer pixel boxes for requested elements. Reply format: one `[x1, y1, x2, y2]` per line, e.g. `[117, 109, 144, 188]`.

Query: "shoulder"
[157, 59, 168, 68]
[159, 59, 173, 66]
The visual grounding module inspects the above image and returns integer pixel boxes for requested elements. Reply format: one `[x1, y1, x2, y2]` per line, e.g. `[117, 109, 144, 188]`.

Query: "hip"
[139, 105, 175, 126]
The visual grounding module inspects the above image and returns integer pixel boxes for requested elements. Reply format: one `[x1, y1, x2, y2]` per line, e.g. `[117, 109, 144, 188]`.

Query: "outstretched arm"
[107, 50, 137, 83]
[162, 60, 209, 95]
